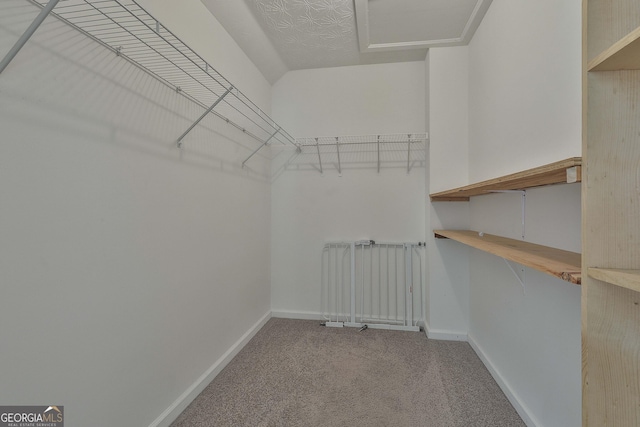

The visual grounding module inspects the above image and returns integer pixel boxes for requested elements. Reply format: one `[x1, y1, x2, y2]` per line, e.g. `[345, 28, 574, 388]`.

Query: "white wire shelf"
[296, 133, 428, 174]
[25, 0, 296, 151]
[297, 133, 427, 146]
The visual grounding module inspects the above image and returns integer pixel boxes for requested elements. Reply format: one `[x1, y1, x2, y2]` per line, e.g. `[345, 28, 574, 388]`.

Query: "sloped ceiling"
[200, 0, 492, 83]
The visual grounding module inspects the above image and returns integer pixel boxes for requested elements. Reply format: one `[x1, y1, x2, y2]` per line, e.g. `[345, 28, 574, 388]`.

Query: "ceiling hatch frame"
[354, 0, 494, 52]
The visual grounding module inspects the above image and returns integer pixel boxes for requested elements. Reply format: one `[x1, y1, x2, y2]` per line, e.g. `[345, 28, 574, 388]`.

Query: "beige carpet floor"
[171, 318, 525, 427]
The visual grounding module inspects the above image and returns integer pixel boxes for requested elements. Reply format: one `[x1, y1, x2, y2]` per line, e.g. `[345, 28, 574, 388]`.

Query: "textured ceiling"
[200, 0, 492, 83]
[244, 0, 426, 71]
[248, 0, 356, 69]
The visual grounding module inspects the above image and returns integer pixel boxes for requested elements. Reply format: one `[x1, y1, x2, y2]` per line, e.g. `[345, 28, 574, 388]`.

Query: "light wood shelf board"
[589, 26, 640, 71]
[434, 229, 582, 284]
[587, 0, 640, 61]
[588, 268, 640, 293]
[583, 2, 640, 424]
[430, 157, 582, 201]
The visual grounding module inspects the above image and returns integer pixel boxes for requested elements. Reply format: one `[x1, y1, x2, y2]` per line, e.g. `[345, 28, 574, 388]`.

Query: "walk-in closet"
[1, 1, 636, 426]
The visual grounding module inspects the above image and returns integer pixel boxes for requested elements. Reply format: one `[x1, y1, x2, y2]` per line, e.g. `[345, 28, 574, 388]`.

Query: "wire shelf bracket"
[336, 137, 342, 175]
[0, 0, 62, 73]
[315, 138, 324, 174]
[6, 0, 297, 157]
[242, 127, 280, 168]
[377, 135, 381, 173]
[177, 86, 232, 148]
[406, 134, 412, 173]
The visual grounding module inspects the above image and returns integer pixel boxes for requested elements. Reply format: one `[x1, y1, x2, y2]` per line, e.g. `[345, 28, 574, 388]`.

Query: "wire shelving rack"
[4, 0, 296, 162]
[296, 133, 428, 174]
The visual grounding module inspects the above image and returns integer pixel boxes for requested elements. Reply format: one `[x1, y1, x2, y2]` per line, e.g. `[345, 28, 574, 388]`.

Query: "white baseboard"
[148, 311, 272, 427]
[423, 320, 468, 341]
[271, 310, 324, 320]
[467, 334, 540, 427]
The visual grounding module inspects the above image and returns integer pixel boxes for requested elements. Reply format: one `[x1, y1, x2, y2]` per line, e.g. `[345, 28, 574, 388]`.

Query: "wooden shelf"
[430, 158, 582, 201]
[588, 268, 640, 293]
[434, 230, 582, 284]
[589, 26, 640, 71]
[583, 2, 640, 423]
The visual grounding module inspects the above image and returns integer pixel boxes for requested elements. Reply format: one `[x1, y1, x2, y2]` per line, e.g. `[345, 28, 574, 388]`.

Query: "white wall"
[467, 0, 582, 182]
[468, 186, 581, 427]
[0, 1, 271, 426]
[464, 0, 583, 426]
[427, 47, 471, 339]
[272, 62, 426, 136]
[270, 62, 426, 318]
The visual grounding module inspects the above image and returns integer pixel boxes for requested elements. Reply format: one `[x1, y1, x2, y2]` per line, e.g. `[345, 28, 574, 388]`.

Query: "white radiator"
[321, 241, 425, 332]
